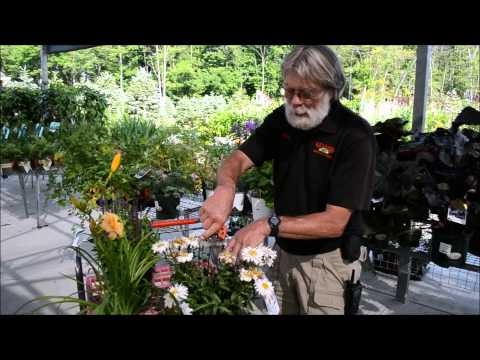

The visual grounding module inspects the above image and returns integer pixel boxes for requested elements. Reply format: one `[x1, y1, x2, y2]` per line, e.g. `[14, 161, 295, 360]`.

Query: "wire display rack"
[147, 196, 230, 278]
[365, 221, 479, 303]
[371, 249, 430, 281]
[425, 254, 480, 292]
[369, 222, 431, 281]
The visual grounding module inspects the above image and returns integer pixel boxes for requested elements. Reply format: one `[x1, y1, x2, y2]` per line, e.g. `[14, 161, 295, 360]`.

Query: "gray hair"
[282, 45, 346, 101]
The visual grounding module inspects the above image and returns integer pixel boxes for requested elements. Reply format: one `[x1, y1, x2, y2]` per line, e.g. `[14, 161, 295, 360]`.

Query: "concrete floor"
[1, 174, 479, 315]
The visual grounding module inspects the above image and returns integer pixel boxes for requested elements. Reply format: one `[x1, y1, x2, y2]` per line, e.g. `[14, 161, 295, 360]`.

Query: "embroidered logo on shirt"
[313, 142, 335, 159]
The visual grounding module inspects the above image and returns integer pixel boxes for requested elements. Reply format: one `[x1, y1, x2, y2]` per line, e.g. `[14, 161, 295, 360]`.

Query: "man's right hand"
[199, 185, 235, 240]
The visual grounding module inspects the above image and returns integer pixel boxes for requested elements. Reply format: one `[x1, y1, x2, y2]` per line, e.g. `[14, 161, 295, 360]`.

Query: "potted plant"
[152, 170, 194, 219]
[240, 161, 274, 220]
[1, 142, 21, 169]
[150, 235, 279, 315]
[18, 152, 159, 314]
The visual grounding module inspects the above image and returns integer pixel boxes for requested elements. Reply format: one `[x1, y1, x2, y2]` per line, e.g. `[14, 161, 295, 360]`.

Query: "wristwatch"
[267, 214, 282, 237]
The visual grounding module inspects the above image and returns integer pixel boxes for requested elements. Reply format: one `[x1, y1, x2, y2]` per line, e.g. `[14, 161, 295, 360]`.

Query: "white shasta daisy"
[261, 247, 277, 267]
[254, 277, 275, 297]
[171, 237, 190, 250]
[151, 240, 169, 254]
[218, 250, 236, 265]
[175, 251, 193, 263]
[185, 236, 200, 248]
[239, 267, 264, 282]
[241, 246, 264, 265]
[164, 283, 189, 308]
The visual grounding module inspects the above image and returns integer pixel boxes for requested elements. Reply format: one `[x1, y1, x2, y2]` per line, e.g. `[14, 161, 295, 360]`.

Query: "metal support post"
[35, 171, 47, 228]
[395, 247, 412, 303]
[18, 173, 29, 217]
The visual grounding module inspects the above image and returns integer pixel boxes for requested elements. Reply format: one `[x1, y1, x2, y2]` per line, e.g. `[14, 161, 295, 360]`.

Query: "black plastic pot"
[156, 194, 180, 219]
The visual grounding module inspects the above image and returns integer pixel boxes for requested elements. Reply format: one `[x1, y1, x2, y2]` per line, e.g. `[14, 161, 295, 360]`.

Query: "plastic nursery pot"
[373, 233, 389, 248]
[155, 194, 180, 219]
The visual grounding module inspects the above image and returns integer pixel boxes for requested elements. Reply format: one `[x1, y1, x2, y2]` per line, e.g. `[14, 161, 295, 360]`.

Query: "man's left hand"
[225, 219, 271, 258]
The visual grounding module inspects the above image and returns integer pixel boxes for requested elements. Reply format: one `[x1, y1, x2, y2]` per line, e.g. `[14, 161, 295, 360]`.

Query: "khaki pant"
[267, 244, 362, 315]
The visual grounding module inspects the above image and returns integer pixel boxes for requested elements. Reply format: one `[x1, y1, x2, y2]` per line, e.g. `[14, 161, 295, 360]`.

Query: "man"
[199, 45, 375, 314]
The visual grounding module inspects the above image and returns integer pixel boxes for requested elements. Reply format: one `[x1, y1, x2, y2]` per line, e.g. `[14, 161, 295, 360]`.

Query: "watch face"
[270, 216, 280, 226]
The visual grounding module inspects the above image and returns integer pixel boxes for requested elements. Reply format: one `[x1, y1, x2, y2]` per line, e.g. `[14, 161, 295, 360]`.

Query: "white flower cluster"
[237, 245, 278, 301]
[172, 250, 194, 263]
[152, 236, 201, 265]
[240, 245, 277, 267]
[239, 268, 264, 282]
[151, 240, 169, 254]
[166, 134, 182, 145]
[218, 250, 236, 265]
[214, 136, 235, 147]
[163, 283, 193, 315]
[170, 236, 200, 250]
[152, 236, 199, 255]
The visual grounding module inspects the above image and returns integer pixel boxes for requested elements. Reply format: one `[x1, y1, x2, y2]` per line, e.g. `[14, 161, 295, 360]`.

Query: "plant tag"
[429, 211, 439, 221]
[134, 168, 151, 179]
[2, 126, 9, 140]
[439, 242, 452, 255]
[49, 121, 61, 133]
[264, 292, 280, 315]
[447, 206, 467, 225]
[18, 124, 27, 138]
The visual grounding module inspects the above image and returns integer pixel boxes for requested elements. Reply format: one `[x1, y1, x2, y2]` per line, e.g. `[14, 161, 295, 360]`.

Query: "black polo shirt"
[238, 100, 376, 255]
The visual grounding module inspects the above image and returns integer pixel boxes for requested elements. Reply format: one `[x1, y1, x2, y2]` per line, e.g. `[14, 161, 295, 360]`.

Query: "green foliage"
[0, 142, 22, 162]
[171, 261, 255, 315]
[205, 89, 279, 139]
[0, 87, 42, 127]
[91, 224, 158, 315]
[166, 59, 202, 99]
[175, 94, 227, 129]
[125, 68, 160, 118]
[48, 121, 112, 201]
[0, 84, 107, 132]
[240, 161, 275, 209]
[3, 45, 476, 133]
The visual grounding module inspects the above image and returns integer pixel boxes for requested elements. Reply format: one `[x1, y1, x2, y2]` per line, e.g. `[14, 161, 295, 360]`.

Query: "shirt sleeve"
[238, 112, 278, 166]
[327, 133, 376, 211]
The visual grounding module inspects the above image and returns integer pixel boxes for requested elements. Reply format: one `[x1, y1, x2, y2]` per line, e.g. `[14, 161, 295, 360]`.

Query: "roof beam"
[46, 45, 96, 54]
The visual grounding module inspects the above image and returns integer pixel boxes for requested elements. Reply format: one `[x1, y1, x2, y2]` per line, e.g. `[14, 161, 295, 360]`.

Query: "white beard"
[284, 101, 330, 131]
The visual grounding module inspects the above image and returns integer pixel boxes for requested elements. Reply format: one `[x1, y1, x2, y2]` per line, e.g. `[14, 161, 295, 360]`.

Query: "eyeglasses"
[281, 85, 325, 103]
